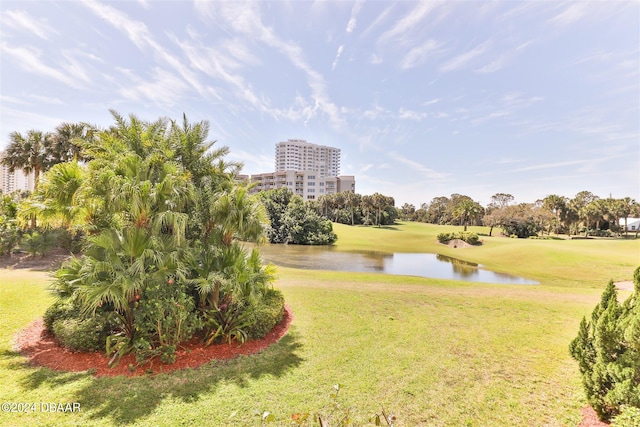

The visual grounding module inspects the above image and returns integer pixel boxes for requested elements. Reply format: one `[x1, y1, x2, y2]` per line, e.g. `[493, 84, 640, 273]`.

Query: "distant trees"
[403, 191, 637, 239]
[2, 130, 52, 193]
[1, 123, 95, 192]
[399, 203, 417, 221]
[411, 194, 484, 228]
[317, 191, 396, 227]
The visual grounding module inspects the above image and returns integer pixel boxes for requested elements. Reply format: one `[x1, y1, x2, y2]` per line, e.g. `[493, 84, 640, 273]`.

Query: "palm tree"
[2, 130, 53, 193]
[360, 194, 374, 225]
[212, 186, 267, 246]
[51, 122, 96, 162]
[543, 194, 568, 235]
[19, 161, 87, 230]
[344, 191, 358, 225]
[61, 119, 194, 360]
[453, 199, 482, 231]
[169, 114, 240, 186]
[619, 197, 635, 237]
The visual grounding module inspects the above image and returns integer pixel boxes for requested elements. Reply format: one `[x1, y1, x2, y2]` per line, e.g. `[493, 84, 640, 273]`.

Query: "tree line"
[398, 192, 639, 238]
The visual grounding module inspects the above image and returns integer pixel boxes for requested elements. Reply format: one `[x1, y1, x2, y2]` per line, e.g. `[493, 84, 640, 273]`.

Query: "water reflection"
[252, 244, 538, 285]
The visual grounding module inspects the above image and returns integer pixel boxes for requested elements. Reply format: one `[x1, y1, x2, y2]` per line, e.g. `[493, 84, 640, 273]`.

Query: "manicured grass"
[0, 224, 637, 426]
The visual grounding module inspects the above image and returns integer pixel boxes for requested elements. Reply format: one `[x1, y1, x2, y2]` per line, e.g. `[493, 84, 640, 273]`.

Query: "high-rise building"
[246, 140, 354, 201]
[0, 151, 35, 193]
[275, 139, 340, 178]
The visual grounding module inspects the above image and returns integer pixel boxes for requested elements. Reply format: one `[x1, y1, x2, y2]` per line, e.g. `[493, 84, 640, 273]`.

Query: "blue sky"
[1, 0, 638, 207]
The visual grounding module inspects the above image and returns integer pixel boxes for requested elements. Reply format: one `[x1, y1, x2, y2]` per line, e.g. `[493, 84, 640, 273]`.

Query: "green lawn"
[1, 222, 638, 426]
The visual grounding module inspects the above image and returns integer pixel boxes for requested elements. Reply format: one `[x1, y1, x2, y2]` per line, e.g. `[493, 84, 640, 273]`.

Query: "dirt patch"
[0, 249, 73, 271]
[13, 305, 293, 377]
[614, 281, 634, 291]
[579, 406, 610, 427]
[441, 238, 474, 249]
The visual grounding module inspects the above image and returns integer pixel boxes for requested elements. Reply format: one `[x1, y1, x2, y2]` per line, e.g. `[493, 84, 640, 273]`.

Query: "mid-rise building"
[248, 170, 355, 200]
[275, 139, 340, 178]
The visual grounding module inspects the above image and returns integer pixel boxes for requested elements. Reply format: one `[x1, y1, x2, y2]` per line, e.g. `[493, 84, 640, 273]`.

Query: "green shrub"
[201, 300, 252, 345]
[245, 288, 285, 340]
[437, 233, 452, 243]
[45, 296, 114, 352]
[20, 229, 57, 257]
[135, 280, 202, 362]
[458, 231, 479, 245]
[43, 298, 80, 332]
[0, 220, 20, 255]
[57, 229, 85, 253]
[52, 317, 106, 352]
[569, 267, 640, 421]
[437, 232, 479, 245]
[612, 406, 640, 427]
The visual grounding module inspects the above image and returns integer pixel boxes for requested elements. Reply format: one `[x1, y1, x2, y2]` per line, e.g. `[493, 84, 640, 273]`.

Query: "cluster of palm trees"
[5, 111, 279, 364]
[542, 192, 638, 237]
[316, 191, 396, 226]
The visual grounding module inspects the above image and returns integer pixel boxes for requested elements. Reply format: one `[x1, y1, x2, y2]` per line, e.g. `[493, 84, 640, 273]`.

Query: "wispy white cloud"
[0, 95, 30, 106]
[0, 106, 65, 136]
[378, 2, 441, 45]
[196, 2, 345, 129]
[359, 163, 374, 173]
[398, 108, 427, 121]
[549, 2, 588, 26]
[475, 54, 508, 73]
[361, 103, 391, 120]
[388, 151, 448, 180]
[2, 10, 58, 40]
[471, 110, 510, 125]
[0, 43, 82, 88]
[440, 40, 491, 72]
[359, 5, 392, 40]
[400, 39, 442, 69]
[501, 92, 544, 109]
[509, 157, 617, 173]
[332, 45, 344, 71]
[346, 0, 365, 33]
[29, 94, 64, 105]
[227, 149, 273, 173]
[80, 0, 206, 98]
[423, 98, 440, 106]
[115, 67, 188, 106]
[369, 53, 383, 65]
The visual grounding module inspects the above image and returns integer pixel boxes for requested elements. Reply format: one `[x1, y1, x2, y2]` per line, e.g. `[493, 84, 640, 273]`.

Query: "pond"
[252, 244, 539, 285]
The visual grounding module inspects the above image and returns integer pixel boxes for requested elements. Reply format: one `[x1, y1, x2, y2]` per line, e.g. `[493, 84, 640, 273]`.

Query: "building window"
[319, 182, 324, 186]
[308, 175, 315, 179]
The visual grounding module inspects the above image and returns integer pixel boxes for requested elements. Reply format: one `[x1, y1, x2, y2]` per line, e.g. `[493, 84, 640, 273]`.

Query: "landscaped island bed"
[14, 306, 292, 377]
[2, 222, 638, 426]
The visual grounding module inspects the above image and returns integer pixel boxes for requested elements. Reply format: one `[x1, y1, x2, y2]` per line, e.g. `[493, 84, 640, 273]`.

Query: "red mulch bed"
[13, 305, 293, 377]
[578, 406, 610, 427]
